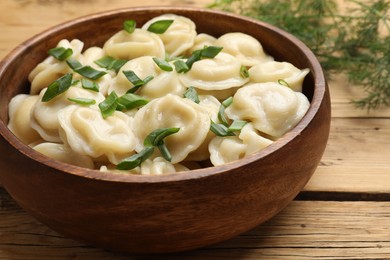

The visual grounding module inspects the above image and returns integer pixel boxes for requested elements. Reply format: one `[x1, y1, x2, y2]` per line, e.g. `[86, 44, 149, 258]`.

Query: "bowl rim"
[0, 6, 327, 184]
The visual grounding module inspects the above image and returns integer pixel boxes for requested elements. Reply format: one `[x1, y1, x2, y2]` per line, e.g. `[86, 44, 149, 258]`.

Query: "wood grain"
[1, 188, 390, 259]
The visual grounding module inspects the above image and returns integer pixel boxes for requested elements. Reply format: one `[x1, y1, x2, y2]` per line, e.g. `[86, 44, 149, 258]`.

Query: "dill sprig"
[210, 0, 390, 110]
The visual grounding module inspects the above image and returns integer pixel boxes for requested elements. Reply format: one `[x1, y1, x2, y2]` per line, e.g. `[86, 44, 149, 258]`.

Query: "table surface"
[1, 0, 390, 259]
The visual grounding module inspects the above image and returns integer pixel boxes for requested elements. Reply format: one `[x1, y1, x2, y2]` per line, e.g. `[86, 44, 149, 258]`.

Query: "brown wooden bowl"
[0, 6, 330, 254]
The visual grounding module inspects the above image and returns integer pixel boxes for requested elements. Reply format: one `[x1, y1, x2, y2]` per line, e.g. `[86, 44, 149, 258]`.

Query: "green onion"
[67, 97, 96, 106]
[116, 93, 148, 110]
[278, 79, 290, 87]
[41, 73, 73, 102]
[81, 78, 99, 92]
[240, 65, 250, 78]
[185, 49, 202, 69]
[116, 146, 154, 170]
[144, 127, 180, 147]
[66, 59, 107, 80]
[71, 79, 80, 86]
[228, 120, 248, 132]
[218, 96, 233, 126]
[210, 121, 235, 137]
[48, 47, 73, 61]
[123, 20, 136, 33]
[123, 70, 146, 87]
[157, 143, 173, 162]
[200, 46, 223, 58]
[94, 56, 127, 72]
[183, 87, 200, 104]
[98, 91, 118, 118]
[173, 60, 190, 73]
[153, 57, 173, 71]
[147, 19, 174, 34]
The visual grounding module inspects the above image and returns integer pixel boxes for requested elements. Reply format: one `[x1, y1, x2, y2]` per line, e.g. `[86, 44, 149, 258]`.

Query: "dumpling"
[31, 86, 106, 142]
[142, 14, 197, 57]
[185, 95, 221, 161]
[29, 39, 84, 95]
[179, 52, 249, 90]
[187, 33, 217, 55]
[33, 142, 95, 169]
[110, 56, 159, 96]
[58, 105, 138, 165]
[249, 61, 310, 92]
[8, 94, 41, 144]
[214, 32, 272, 66]
[225, 82, 310, 138]
[209, 136, 247, 166]
[238, 123, 273, 155]
[140, 157, 189, 175]
[139, 70, 186, 99]
[133, 94, 210, 163]
[103, 29, 165, 60]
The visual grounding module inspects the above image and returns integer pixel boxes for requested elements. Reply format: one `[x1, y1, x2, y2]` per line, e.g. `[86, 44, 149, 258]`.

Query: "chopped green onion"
[81, 78, 99, 92]
[116, 146, 154, 170]
[153, 57, 173, 71]
[41, 73, 73, 102]
[218, 96, 233, 126]
[185, 49, 202, 69]
[98, 91, 118, 118]
[184, 87, 200, 104]
[240, 65, 250, 78]
[228, 120, 248, 132]
[94, 56, 127, 72]
[66, 59, 107, 80]
[71, 79, 80, 86]
[158, 143, 173, 162]
[116, 93, 148, 110]
[67, 97, 96, 106]
[123, 20, 136, 33]
[200, 46, 223, 58]
[123, 70, 145, 87]
[48, 47, 73, 61]
[173, 60, 189, 73]
[147, 19, 174, 34]
[144, 127, 180, 147]
[210, 121, 235, 137]
[278, 79, 290, 87]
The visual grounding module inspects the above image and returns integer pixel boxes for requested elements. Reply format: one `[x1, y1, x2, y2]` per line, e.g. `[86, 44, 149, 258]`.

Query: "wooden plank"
[1, 188, 390, 259]
[305, 117, 390, 194]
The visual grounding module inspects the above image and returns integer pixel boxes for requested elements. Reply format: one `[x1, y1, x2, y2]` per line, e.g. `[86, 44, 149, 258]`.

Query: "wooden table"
[1, 0, 390, 259]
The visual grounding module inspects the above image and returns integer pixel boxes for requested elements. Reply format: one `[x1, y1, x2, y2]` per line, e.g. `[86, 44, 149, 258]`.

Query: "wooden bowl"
[0, 7, 331, 254]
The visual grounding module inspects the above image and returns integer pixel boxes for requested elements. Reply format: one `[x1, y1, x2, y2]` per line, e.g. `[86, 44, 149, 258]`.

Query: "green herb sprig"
[210, 0, 390, 110]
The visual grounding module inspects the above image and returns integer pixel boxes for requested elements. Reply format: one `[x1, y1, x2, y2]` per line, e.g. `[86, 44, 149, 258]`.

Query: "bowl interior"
[0, 6, 326, 182]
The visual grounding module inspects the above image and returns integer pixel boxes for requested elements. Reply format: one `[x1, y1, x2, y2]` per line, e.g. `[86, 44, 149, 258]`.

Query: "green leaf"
[210, 121, 235, 137]
[147, 19, 174, 34]
[218, 96, 233, 126]
[116, 146, 154, 170]
[200, 46, 223, 58]
[123, 70, 145, 87]
[173, 60, 190, 73]
[67, 97, 96, 106]
[185, 49, 202, 69]
[98, 91, 118, 118]
[81, 78, 99, 92]
[116, 93, 148, 110]
[240, 65, 250, 78]
[48, 47, 73, 61]
[144, 127, 180, 147]
[158, 143, 173, 162]
[66, 59, 107, 80]
[94, 56, 127, 72]
[41, 73, 73, 102]
[228, 120, 248, 132]
[278, 79, 290, 87]
[123, 20, 136, 33]
[183, 87, 200, 104]
[153, 57, 173, 71]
